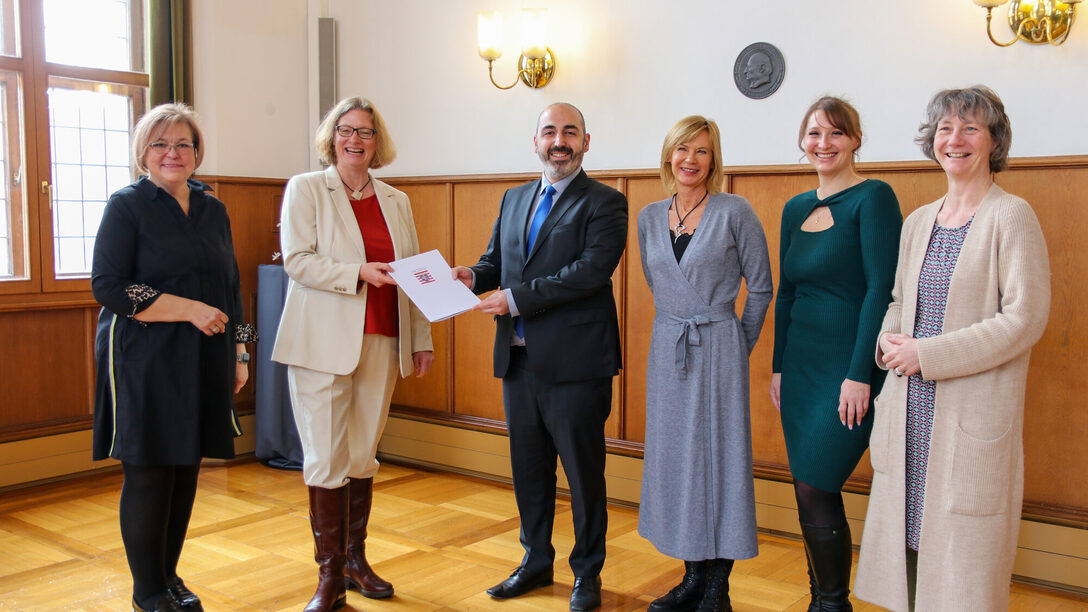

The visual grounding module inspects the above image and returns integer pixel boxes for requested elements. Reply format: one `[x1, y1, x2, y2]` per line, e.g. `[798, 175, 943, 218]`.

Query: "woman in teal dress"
[770, 97, 902, 611]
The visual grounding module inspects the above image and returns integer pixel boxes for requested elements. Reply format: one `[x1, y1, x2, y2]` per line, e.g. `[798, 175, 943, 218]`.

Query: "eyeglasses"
[335, 125, 377, 139]
[148, 142, 196, 155]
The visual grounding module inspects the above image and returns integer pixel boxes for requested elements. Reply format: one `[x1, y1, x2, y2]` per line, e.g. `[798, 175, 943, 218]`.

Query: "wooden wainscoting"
[383, 156, 1088, 528]
[0, 175, 284, 444]
[3, 157, 1084, 533]
[0, 306, 96, 439]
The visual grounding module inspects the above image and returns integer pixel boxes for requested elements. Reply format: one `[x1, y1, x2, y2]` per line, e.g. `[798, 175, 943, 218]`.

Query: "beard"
[537, 145, 583, 181]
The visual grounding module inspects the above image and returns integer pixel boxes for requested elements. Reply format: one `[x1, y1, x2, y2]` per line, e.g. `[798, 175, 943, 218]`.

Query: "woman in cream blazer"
[272, 165, 431, 378]
[855, 86, 1050, 611]
[271, 97, 432, 612]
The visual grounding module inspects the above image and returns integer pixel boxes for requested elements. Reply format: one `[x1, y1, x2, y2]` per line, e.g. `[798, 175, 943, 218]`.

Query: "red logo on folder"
[413, 268, 436, 284]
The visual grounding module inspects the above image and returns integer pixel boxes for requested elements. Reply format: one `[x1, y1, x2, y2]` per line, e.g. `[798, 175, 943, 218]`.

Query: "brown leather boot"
[305, 486, 347, 612]
[344, 477, 394, 598]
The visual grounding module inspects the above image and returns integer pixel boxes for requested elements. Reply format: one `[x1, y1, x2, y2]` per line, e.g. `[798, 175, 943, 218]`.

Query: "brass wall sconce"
[477, 9, 556, 89]
[973, 0, 1082, 46]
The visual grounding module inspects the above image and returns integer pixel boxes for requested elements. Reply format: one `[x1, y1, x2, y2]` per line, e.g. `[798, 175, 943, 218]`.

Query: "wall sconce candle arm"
[487, 60, 522, 90]
[482, 49, 556, 90]
[978, 0, 1080, 46]
[984, 7, 1027, 46]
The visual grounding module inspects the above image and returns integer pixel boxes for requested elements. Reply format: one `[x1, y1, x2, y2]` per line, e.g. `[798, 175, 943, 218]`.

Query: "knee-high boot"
[344, 477, 393, 598]
[695, 559, 733, 612]
[305, 486, 347, 612]
[803, 541, 820, 611]
[800, 522, 853, 611]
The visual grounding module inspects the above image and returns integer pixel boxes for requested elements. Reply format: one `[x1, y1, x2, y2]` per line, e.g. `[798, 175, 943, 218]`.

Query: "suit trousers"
[287, 334, 398, 488]
[503, 346, 612, 578]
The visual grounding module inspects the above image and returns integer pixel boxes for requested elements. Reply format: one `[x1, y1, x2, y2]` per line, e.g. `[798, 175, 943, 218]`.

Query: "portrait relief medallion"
[733, 42, 785, 100]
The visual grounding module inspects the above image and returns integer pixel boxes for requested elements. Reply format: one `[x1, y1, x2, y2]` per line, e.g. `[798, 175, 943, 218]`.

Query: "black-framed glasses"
[335, 125, 377, 140]
[148, 142, 196, 155]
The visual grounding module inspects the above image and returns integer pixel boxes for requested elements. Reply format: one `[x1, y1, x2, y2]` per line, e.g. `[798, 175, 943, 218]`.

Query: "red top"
[350, 194, 398, 337]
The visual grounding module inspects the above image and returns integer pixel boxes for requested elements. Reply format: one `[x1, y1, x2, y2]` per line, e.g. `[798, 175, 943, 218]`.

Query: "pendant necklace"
[340, 172, 372, 200]
[672, 191, 708, 235]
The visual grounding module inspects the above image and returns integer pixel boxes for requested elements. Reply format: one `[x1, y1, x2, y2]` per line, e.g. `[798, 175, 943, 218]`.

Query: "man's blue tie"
[516, 184, 556, 338]
[526, 184, 556, 255]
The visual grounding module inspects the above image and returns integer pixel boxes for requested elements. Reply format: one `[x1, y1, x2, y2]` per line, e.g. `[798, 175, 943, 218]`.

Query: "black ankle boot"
[649, 560, 707, 612]
[800, 522, 853, 611]
[695, 559, 733, 612]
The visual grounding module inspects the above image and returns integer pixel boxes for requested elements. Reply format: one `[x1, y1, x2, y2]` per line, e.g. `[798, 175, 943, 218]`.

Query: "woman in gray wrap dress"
[638, 115, 773, 612]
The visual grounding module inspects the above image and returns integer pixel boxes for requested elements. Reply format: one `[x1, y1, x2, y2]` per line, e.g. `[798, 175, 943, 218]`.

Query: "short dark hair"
[916, 85, 1011, 173]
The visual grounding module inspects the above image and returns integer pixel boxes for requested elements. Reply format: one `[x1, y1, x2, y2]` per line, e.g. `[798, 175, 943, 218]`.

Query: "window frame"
[0, 69, 31, 287]
[0, 0, 149, 297]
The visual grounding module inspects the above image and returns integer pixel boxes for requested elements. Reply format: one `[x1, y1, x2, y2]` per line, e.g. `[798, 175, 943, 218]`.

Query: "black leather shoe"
[487, 566, 554, 599]
[166, 576, 203, 610]
[132, 594, 184, 612]
[569, 575, 602, 611]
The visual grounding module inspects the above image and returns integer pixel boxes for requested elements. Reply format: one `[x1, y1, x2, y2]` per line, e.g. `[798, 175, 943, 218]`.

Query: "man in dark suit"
[452, 103, 627, 611]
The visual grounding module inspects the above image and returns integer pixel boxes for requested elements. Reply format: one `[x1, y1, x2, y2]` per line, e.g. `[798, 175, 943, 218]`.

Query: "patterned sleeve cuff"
[124, 283, 161, 320]
[234, 323, 258, 343]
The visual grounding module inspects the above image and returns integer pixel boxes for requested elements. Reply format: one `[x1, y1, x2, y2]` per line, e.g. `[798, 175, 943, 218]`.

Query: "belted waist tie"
[664, 303, 735, 379]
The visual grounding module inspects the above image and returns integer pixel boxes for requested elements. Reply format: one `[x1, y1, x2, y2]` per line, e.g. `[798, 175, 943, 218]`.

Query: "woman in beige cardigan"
[854, 86, 1050, 611]
[272, 97, 433, 612]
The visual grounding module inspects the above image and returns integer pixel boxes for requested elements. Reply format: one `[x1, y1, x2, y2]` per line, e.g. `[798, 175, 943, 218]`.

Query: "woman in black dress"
[91, 103, 256, 612]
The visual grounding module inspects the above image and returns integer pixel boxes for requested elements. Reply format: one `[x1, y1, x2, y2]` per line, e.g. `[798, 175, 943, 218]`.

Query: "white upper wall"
[192, 0, 310, 178]
[193, 0, 1088, 179]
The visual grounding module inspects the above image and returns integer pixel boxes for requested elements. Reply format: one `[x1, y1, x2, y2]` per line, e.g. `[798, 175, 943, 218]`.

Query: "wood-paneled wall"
[385, 157, 1088, 526]
[0, 176, 283, 441]
[2, 158, 1083, 527]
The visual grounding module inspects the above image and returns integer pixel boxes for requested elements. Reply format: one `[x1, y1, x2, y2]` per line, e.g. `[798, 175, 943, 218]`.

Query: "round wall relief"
[733, 42, 785, 100]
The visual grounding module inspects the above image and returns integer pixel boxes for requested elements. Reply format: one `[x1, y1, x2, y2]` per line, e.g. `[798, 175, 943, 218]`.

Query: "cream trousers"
[287, 334, 398, 488]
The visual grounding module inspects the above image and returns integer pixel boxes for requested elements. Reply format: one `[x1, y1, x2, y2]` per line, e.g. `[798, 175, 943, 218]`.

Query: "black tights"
[794, 480, 846, 528]
[120, 462, 200, 607]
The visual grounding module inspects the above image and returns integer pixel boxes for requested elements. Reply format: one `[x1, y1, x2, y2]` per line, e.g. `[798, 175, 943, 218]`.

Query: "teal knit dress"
[772, 179, 902, 492]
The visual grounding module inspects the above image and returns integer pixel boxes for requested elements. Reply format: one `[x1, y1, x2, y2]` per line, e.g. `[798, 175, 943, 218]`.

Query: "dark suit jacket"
[472, 169, 628, 383]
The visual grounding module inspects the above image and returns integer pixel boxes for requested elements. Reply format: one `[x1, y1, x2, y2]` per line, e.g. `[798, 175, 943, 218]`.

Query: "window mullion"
[23, 0, 63, 292]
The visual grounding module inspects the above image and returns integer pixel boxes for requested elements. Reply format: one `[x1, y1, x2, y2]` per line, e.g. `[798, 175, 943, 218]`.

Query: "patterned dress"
[904, 216, 973, 550]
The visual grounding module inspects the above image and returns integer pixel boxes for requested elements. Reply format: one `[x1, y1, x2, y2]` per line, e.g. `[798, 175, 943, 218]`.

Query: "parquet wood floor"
[0, 460, 1083, 611]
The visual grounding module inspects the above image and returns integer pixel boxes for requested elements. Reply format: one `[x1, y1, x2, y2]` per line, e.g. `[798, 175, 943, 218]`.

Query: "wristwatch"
[236, 352, 250, 363]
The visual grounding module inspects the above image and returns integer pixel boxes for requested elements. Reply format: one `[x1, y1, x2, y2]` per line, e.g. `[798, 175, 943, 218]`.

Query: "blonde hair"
[132, 103, 204, 174]
[659, 115, 724, 195]
[314, 97, 396, 168]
